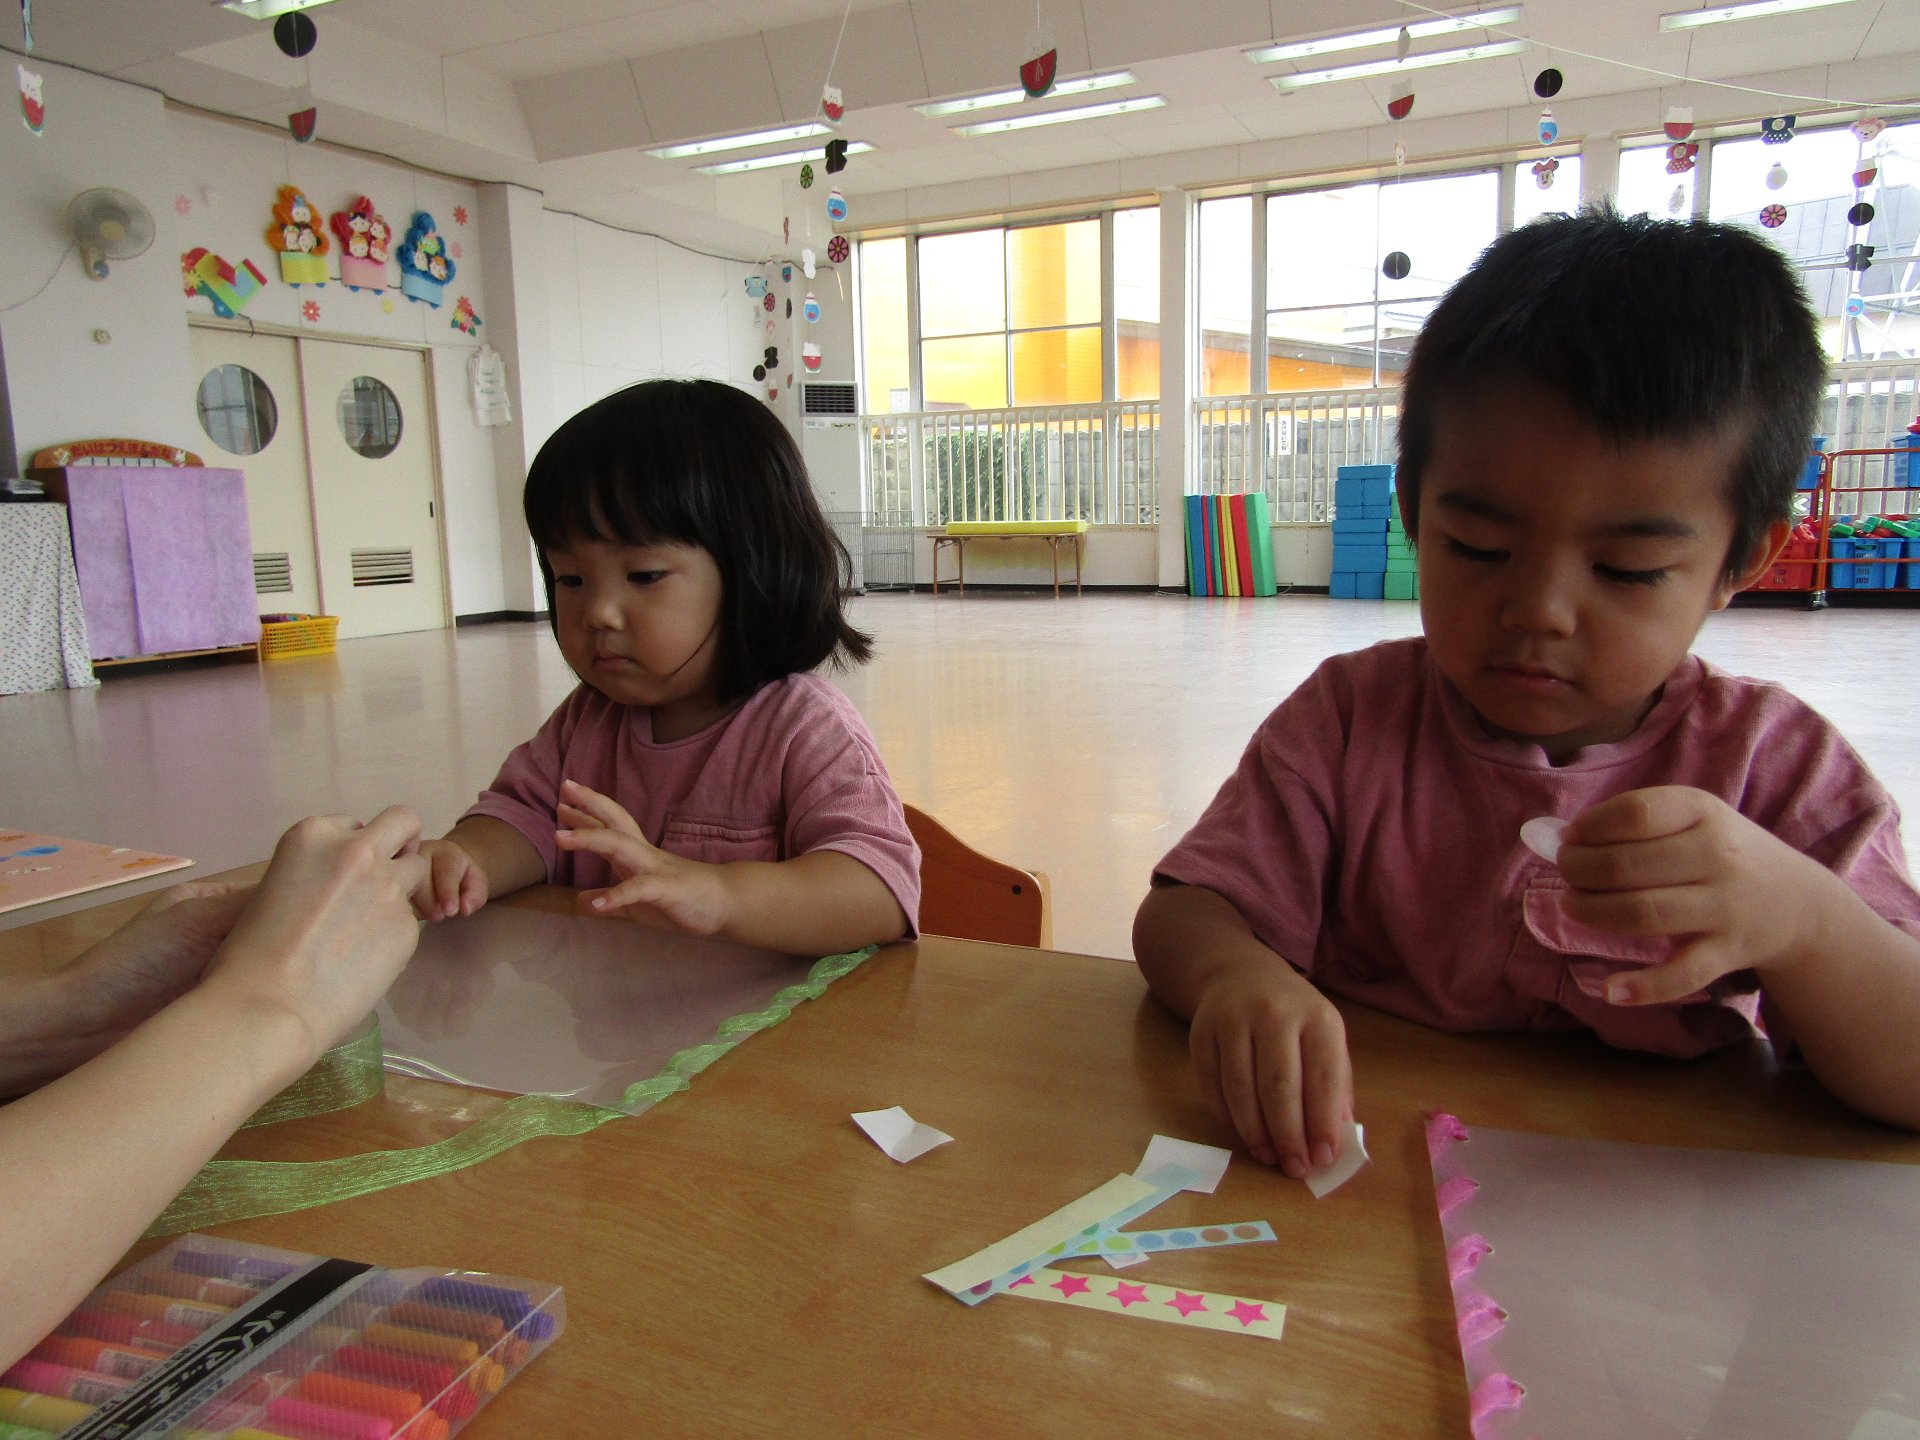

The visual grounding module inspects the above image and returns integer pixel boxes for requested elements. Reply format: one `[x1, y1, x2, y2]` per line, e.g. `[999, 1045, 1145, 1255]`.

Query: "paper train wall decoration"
[397, 211, 453, 307]
[266, 185, 329, 286]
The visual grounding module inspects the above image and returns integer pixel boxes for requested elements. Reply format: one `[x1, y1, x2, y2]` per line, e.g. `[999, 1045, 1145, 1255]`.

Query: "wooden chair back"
[904, 804, 1050, 950]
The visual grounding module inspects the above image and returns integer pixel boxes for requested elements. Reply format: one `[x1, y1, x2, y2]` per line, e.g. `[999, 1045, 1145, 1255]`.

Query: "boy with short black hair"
[1135, 208, 1920, 1178]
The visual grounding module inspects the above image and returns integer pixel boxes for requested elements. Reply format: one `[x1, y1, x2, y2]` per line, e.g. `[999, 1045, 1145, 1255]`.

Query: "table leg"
[931, 538, 941, 595]
[957, 539, 965, 592]
[1074, 534, 1084, 594]
[1051, 538, 1060, 598]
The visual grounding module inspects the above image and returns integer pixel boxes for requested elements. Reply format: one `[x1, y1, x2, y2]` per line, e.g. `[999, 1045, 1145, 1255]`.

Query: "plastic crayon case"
[5, 1235, 563, 1439]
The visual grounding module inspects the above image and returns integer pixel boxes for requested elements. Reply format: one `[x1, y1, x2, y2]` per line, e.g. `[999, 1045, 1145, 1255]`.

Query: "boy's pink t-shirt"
[465, 672, 920, 933]
[1154, 637, 1920, 1057]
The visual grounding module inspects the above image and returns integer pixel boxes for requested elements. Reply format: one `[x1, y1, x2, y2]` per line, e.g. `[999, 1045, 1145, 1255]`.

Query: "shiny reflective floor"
[7, 593, 1918, 958]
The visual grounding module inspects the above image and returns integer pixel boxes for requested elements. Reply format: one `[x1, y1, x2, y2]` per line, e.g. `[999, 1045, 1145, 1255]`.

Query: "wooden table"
[10, 881, 1920, 1437]
[930, 526, 1085, 597]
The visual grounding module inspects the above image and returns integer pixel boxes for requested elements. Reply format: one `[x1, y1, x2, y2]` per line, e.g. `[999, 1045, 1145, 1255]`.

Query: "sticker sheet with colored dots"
[0, 831, 191, 914]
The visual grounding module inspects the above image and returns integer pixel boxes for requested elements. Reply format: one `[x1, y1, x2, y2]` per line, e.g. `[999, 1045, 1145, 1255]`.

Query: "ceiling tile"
[517, 61, 655, 159]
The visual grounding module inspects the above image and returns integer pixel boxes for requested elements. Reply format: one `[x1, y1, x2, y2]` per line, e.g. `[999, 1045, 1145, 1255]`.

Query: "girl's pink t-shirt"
[1155, 637, 1920, 1057]
[466, 672, 920, 932]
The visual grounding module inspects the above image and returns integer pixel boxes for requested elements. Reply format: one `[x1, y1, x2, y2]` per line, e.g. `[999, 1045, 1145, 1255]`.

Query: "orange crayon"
[357, 1326, 477, 1367]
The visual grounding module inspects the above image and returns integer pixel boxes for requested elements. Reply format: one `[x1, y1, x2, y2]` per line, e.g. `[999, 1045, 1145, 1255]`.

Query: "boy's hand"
[413, 838, 489, 921]
[1558, 786, 1834, 1005]
[1188, 959, 1352, 1178]
[555, 779, 733, 937]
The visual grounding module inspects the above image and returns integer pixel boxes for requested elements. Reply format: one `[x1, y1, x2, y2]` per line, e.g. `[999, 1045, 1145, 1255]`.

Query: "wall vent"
[351, 548, 414, 586]
[253, 552, 293, 594]
[802, 382, 857, 416]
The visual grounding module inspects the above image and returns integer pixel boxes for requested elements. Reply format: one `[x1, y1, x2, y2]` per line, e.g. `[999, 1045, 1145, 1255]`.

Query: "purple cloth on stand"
[125, 470, 217, 653]
[62, 469, 138, 660]
[194, 470, 261, 646]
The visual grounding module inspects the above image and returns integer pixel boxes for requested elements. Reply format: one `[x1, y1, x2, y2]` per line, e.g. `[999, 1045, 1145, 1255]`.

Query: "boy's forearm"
[1134, 883, 1289, 1019]
[444, 816, 546, 899]
[715, 851, 908, 956]
[1766, 873, 1920, 1130]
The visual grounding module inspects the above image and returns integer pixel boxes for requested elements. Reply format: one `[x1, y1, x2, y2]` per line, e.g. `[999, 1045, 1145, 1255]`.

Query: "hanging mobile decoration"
[826, 188, 848, 223]
[1382, 251, 1411, 280]
[1021, 15, 1058, 98]
[804, 292, 821, 322]
[1667, 184, 1686, 215]
[17, 63, 42, 135]
[799, 162, 816, 189]
[781, 262, 793, 283]
[802, 247, 817, 278]
[1848, 201, 1875, 227]
[1387, 79, 1414, 121]
[1845, 295, 1866, 318]
[1533, 67, 1562, 99]
[20, 0, 32, 52]
[274, 12, 319, 143]
[1531, 158, 1558, 190]
[1759, 204, 1786, 229]
[1666, 141, 1698, 175]
[822, 84, 844, 123]
[1664, 107, 1693, 141]
[803, 342, 823, 372]
[1851, 117, 1885, 143]
[1538, 109, 1557, 145]
[827, 235, 850, 265]
[1764, 162, 1787, 190]
[1846, 242, 1875, 272]
[744, 275, 768, 299]
[824, 138, 849, 175]
[1759, 115, 1795, 145]
[763, 291, 776, 312]
[1854, 163, 1878, 188]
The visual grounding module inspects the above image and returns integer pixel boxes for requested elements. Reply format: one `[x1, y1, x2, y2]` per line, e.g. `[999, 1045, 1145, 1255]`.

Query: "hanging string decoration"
[1759, 204, 1786, 229]
[1533, 67, 1562, 98]
[1759, 115, 1795, 145]
[274, 11, 319, 142]
[1532, 158, 1558, 190]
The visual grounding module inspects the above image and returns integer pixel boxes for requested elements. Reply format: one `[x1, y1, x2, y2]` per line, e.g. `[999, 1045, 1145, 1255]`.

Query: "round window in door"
[195, 364, 278, 456]
[337, 376, 403, 459]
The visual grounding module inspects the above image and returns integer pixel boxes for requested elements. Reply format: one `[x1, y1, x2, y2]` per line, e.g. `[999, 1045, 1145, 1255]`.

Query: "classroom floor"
[7, 593, 1919, 959]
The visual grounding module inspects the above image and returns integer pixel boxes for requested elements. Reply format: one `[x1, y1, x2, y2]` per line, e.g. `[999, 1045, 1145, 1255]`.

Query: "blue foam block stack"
[1331, 465, 1394, 599]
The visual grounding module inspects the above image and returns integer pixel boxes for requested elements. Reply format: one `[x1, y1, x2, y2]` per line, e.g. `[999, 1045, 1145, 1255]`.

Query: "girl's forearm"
[716, 852, 908, 955]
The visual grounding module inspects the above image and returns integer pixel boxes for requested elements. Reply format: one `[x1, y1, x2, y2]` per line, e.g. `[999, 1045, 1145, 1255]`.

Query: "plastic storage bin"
[2, 1234, 562, 1438]
[259, 615, 340, 659]
[1828, 537, 1903, 591]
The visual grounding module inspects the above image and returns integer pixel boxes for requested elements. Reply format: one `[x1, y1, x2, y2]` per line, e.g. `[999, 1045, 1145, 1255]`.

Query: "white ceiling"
[13, 0, 1920, 245]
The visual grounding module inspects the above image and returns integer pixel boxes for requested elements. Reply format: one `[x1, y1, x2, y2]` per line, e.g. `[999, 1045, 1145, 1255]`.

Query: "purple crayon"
[412, 1279, 556, 1341]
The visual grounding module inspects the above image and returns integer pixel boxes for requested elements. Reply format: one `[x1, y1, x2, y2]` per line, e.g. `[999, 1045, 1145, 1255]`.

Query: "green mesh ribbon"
[145, 948, 875, 1237]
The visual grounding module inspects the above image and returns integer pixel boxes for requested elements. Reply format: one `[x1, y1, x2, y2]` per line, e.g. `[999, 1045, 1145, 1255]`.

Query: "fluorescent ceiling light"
[915, 70, 1137, 118]
[953, 95, 1167, 137]
[217, 0, 338, 16]
[1659, 0, 1858, 29]
[695, 141, 874, 175]
[1270, 38, 1527, 90]
[649, 122, 833, 161]
[1247, 6, 1522, 63]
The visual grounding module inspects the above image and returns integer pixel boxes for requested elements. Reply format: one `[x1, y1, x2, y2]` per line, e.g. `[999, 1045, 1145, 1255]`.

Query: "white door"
[188, 326, 321, 616]
[296, 338, 449, 639]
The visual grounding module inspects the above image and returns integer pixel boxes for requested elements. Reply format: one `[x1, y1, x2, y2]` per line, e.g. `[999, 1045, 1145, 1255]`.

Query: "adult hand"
[1188, 959, 1352, 1177]
[199, 807, 428, 1055]
[554, 779, 733, 936]
[1558, 785, 1835, 1005]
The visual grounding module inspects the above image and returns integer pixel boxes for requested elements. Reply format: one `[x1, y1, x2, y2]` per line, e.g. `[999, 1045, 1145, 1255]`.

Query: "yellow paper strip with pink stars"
[1007, 1267, 1287, 1341]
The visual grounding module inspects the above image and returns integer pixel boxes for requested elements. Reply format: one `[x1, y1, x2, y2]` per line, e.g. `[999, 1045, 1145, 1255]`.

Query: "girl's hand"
[1557, 786, 1835, 1006]
[556, 779, 733, 937]
[413, 838, 489, 921]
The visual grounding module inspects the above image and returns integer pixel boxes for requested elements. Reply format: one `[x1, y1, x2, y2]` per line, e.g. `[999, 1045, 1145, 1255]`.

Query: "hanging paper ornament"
[397, 211, 453, 306]
[785, 297, 792, 318]
[266, 185, 329, 285]
[450, 296, 481, 335]
[822, 84, 844, 123]
[1664, 107, 1693, 141]
[329, 196, 390, 291]
[1387, 80, 1414, 121]
[765, 317, 775, 337]
[764, 345, 779, 370]
[287, 87, 316, 144]
[799, 162, 815, 190]
[17, 63, 42, 134]
[1537, 110, 1557, 145]
[20, 0, 32, 53]
[1845, 295, 1866, 318]
[1764, 162, 1787, 190]
[1848, 201, 1875, 227]
[824, 138, 849, 175]
[762, 291, 775, 312]
[753, 364, 767, 382]
[1851, 117, 1885, 143]
[1395, 26, 1411, 61]
[1666, 141, 1698, 175]
[1854, 165, 1878, 189]
[1382, 251, 1411, 281]
[1021, 23, 1058, 98]
[804, 292, 820, 323]
[1531, 158, 1558, 190]
[1760, 115, 1795, 145]
[802, 342, 823, 372]
[745, 275, 768, 298]
[1759, 204, 1786, 228]
[826, 189, 848, 223]
[1393, 141, 1406, 167]
[827, 235, 850, 265]
[786, 373, 793, 389]
[1667, 185, 1686, 215]
[1533, 68, 1562, 99]
[273, 12, 317, 57]
[783, 216, 791, 245]
[802, 247, 817, 278]
[781, 262, 793, 283]
[1846, 243, 1874, 272]
[181, 248, 267, 318]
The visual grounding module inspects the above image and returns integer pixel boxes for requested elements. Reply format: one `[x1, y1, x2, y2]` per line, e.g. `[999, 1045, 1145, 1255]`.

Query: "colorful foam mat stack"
[1184, 492, 1277, 597]
[1331, 465, 1416, 601]
[2, 1236, 561, 1440]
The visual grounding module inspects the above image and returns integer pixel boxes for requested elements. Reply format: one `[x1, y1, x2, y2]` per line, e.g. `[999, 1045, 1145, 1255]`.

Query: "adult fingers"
[143, 879, 249, 915]
[1604, 937, 1731, 1006]
[1252, 1032, 1308, 1178]
[1565, 787, 1708, 847]
[1559, 883, 1719, 939]
[357, 804, 425, 860]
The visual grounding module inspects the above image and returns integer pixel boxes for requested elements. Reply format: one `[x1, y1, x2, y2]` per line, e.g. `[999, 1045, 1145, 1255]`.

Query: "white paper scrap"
[1135, 1135, 1232, 1194]
[1305, 1120, 1369, 1198]
[852, 1106, 953, 1164]
[1520, 816, 1570, 864]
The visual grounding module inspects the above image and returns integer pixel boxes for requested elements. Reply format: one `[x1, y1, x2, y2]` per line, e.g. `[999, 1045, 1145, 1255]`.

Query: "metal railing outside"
[1821, 359, 1920, 518]
[859, 401, 1161, 528]
[1192, 388, 1400, 523]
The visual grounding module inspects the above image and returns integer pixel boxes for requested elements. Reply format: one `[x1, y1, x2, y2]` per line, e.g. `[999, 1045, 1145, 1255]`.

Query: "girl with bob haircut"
[411, 379, 919, 956]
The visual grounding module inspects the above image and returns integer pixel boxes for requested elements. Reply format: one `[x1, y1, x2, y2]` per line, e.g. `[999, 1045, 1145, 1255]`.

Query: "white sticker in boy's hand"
[1305, 1119, 1370, 1198]
[1520, 816, 1570, 865]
